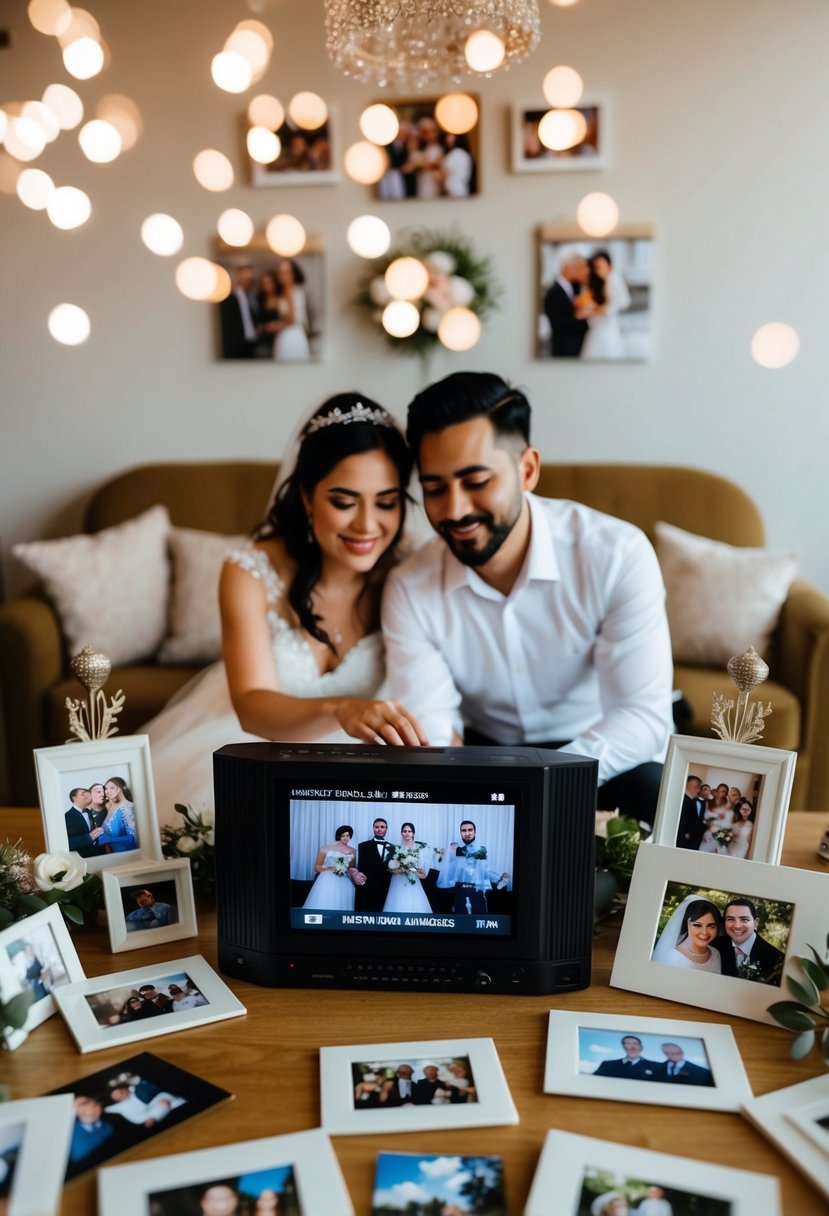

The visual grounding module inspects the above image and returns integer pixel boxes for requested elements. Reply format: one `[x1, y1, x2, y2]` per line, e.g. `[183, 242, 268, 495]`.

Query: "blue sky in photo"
[579, 1028, 711, 1074]
[237, 1164, 295, 1194]
[372, 1151, 502, 1211]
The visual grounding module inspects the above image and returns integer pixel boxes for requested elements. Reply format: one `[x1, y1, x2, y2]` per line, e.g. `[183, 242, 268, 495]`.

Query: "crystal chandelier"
[324, 0, 541, 89]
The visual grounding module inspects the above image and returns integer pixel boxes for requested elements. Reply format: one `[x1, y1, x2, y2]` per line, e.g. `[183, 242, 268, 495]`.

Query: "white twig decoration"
[711, 690, 772, 744]
[65, 688, 126, 744]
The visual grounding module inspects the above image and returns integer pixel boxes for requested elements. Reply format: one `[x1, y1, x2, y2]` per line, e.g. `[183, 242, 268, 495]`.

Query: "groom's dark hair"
[406, 372, 531, 459]
[725, 897, 757, 918]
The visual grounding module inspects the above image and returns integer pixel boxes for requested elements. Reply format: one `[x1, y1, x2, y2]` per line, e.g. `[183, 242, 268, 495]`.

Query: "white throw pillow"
[654, 520, 797, 666]
[13, 505, 171, 665]
[158, 526, 246, 665]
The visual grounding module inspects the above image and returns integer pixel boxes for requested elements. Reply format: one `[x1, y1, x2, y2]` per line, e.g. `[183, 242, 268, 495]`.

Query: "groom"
[354, 817, 393, 912]
[543, 252, 589, 357]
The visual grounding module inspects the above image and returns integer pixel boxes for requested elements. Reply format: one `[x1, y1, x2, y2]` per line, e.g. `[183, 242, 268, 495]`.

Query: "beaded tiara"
[304, 401, 395, 434]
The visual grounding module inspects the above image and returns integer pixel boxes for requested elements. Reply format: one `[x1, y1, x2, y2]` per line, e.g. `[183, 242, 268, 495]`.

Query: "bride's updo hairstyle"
[676, 898, 723, 945]
[258, 393, 412, 652]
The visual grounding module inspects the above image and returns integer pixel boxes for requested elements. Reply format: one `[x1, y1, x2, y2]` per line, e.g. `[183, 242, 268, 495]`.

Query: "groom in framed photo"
[354, 816, 393, 913]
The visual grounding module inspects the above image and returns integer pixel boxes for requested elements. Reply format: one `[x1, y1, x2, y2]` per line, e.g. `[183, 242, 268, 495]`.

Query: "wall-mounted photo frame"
[651, 735, 795, 862]
[97, 1128, 354, 1216]
[610, 845, 829, 1024]
[250, 106, 339, 186]
[53, 953, 245, 1053]
[543, 1009, 752, 1112]
[320, 1036, 517, 1136]
[512, 98, 607, 173]
[35, 735, 163, 875]
[524, 1129, 781, 1216]
[0, 1093, 76, 1216]
[536, 223, 654, 361]
[0, 903, 85, 1049]
[742, 1073, 829, 1201]
[215, 236, 324, 362]
[103, 859, 197, 954]
[372, 96, 480, 201]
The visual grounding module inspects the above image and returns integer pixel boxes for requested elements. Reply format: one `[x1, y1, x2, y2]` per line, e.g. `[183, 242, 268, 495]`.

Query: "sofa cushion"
[12, 506, 171, 665]
[159, 526, 245, 665]
[674, 664, 800, 751]
[655, 520, 797, 666]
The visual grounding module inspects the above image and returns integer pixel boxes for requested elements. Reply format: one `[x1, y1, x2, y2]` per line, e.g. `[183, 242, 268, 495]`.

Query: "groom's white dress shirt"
[382, 493, 673, 785]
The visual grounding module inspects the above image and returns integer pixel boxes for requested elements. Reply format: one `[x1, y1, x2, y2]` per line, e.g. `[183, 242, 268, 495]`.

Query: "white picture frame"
[544, 1009, 752, 1112]
[0, 1093, 75, 1216]
[0, 903, 85, 1049]
[97, 1127, 353, 1215]
[524, 1129, 780, 1216]
[35, 735, 163, 874]
[53, 953, 245, 1053]
[610, 845, 829, 1024]
[103, 859, 197, 953]
[742, 1073, 829, 1201]
[512, 97, 608, 173]
[250, 105, 340, 186]
[320, 1036, 517, 1136]
[651, 735, 796, 862]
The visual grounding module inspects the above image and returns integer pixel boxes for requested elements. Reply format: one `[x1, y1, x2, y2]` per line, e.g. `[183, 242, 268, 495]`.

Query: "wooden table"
[2, 808, 827, 1214]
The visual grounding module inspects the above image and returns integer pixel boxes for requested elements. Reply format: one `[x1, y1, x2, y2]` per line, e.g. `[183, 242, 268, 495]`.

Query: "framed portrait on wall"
[536, 223, 654, 362]
[215, 237, 324, 362]
[371, 96, 480, 201]
[249, 106, 339, 186]
[512, 98, 608, 173]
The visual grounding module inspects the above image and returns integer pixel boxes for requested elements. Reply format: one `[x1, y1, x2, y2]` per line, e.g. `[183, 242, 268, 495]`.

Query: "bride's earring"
[306, 514, 314, 545]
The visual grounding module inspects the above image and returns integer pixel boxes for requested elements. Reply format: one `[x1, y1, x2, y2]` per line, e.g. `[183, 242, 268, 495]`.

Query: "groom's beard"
[437, 494, 523, 568]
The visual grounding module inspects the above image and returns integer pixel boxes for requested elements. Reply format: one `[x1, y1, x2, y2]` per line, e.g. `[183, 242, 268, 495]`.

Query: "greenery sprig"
[767, 940, 829, 1065]
[161, 804, 215, 900]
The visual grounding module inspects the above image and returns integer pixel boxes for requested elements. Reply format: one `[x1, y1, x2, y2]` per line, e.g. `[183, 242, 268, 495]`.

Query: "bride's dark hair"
[256, 393, 412, 653]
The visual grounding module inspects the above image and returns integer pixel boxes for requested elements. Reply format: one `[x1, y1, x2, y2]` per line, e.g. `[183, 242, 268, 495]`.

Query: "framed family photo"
[524, 1129, 780, 1216]
[215, 236, 324, 362]
[512, 99, 607, 173]
[651, 735, 795, 863]
[35, 735, 162, 875]
[97, 1127, 353, 1216]
[102, 859, 197, 954]
[53, 953, 245, 1053]
[610, 845, 829, 1023]
[320, 1036, 517, 1136]
[743, 1073, 829, 1201]
[372, 96, 480, 201]
[543, 1010, 752, 1112]
[249, 106, 339, 186]
[0, 903, 85, 1049]
[0, 1093, 75, 1216]
[536, 223, 654, 361]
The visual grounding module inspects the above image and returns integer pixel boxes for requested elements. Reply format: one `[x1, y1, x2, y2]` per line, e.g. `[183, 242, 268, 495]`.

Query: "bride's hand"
[333, 698, 429, 746]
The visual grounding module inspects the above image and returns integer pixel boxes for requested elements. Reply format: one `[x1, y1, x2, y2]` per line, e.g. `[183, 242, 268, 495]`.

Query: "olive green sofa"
[2, 461, 828, 811]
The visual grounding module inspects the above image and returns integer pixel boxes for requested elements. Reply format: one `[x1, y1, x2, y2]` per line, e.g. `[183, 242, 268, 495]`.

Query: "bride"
[144, 394, 426, 825]
[652, 896, 723, 973]
[383, 822, 433, 914]
[578, 250, 631, 360]
[303, 825, 358, 911]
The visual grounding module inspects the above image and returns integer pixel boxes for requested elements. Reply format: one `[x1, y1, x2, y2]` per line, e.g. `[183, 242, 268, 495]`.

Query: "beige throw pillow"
[158, 526, 246, 665]
[13, 505, 171, 665]
[654, 520, 797, 666]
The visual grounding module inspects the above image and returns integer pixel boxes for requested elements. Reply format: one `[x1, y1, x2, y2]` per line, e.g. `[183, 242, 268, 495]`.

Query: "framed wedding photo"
[524, 1129, 781, 1216]
[320, 1036, 517, 1136]
[536, 224, 655, 361]
[610, 845, 829, 1024]
[543, 1009, 752, 1112]
[0, 903, 85, 1049]
[743, 1073, 829, 1201]
[97, 1128, 353, 1216]
[371, 96, 481, 201]
[35, 735, 162, 875]
[512, 98, 607, 173]
[103, 859, 197, 954]
[215, 236, 325, 362]
[249, 105, 339, 187]
[53, 953, 245, 1053]
[651, 735, 795, 863]
[0, 1093, 76, 1216]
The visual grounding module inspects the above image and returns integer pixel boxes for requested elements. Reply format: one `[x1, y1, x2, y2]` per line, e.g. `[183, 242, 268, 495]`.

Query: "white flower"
[176, 835, 200, 854]
[369, 275, 392, 306]
[33, 851, 87, 892]
[424, 250, 456, 275]
[421, 306, 443, 332]
[448, 275, 475, 307]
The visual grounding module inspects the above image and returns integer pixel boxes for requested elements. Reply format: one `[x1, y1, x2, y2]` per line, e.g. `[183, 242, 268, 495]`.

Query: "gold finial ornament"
[65, 645, 126, 743]
[711, 645, 772, 744]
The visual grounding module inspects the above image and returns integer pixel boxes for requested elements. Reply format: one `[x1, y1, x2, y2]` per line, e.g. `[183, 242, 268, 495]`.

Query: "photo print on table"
[353, 1054, 478, 1111]
[0, 903, 85, 1049]
[103, 858, 197, 953]
[149, 1163, 298, 1215]
[742, 1072, 829, 1201]
[48, 1050, 232, 1181]
[372, 1150, 505, 1216]
[0, 1094, 75, 1216]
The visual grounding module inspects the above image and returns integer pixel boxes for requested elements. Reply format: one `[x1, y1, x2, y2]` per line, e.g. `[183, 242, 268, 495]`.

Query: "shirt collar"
[443, 493, 560, 599]
[735, 931, 757, 955]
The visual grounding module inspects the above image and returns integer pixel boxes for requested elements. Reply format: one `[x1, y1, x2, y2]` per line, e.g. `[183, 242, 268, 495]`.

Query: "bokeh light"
[42, 83, 83, 129]
[48, 302, 90, 345]
[0, 110, 7, 145]
[751, 322, 800, 369]
[141, 213, 184, 256]
[576, 191, 620, 236]
[4, 115, 48, 161]
[22, 100, 60, 143]
[346, 215, 391, 259]
[538, 108, 587, 151]
[438, 306, 481, 351]
[434, 93, 479, 134]
[288, 92, 328, 130]
[343, 140, 388, 184]
[542, 65, 584, 108]
[46, 184, 91, 229]
[382, 300, 420, 338]
[225, 28, 270, 82]
[96, 94, 142, 151]
[265, 213, 306, 256]
[359, 104, 399, 145]
[464, 30, 505, 73]
[385, 256, 429, 301]
[0, 152, 22, 194]
[62, 37, 104, 80]
[217, 207, 255, 246]
[175, 258, 232, 302]
[193, 149, 234, 191]
[55, 7, 101, 44]
[16, 167, 54, 209]
[78, 118, 121, 163]
[247, 125, 280, 164]
[211, 50, 253, 94]
[248, 94, 284, 130]
[28, 0, 71, 36]
[235, 19, 273, 53]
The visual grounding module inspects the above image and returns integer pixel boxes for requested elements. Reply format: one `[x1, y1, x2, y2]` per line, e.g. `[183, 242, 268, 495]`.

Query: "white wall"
[2, 0, 828, 596]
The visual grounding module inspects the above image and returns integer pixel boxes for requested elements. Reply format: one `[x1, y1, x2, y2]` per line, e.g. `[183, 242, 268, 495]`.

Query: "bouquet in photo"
[331, 854, 352, 877]
[388, 844, 426, 884]
[464, 845, 488, 861]
[713, 826, 735, 847]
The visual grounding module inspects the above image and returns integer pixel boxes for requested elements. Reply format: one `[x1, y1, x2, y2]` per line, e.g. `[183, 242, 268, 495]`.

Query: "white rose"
[369, 276, 392, 306]
[424, 250, 456, 276]
[448, 275, 475, 307]
[176, 835, 200, 853]
[33, 851, 87, 892]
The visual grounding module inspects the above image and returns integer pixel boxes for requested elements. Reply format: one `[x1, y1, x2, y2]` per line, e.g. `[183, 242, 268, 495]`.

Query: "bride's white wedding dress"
[581, 269, 631, 360]
[382, 845, 433, 914]
[144, 546, 386, 826]
[303, 850, 357, 911]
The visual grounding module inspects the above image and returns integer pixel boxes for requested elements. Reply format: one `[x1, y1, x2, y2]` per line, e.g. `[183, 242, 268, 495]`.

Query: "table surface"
[1, 808, 827, 1215]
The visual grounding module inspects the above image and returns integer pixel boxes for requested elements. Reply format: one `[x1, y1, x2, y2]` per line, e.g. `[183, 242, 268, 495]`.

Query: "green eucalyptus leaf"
[821, 1027, 829, 1064]
[0, 907, 13, 929]
[767, 1002, 816, 1031]
[803, 949, 829, 989]
[61, 903, 84, 925]
[18, 893, 47, 911]
[3, 990, 34, 1030]
[790, 1029, 816, 1060]
[787, 974, 819, 1006]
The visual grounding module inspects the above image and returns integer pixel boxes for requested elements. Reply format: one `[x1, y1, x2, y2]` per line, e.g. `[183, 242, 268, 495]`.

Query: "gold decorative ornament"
[65, 645, 126, 743]
[710, 644, 772, 744]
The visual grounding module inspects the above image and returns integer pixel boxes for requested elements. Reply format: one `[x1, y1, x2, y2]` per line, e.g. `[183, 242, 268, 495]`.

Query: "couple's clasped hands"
[333, 698, 429, 747]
